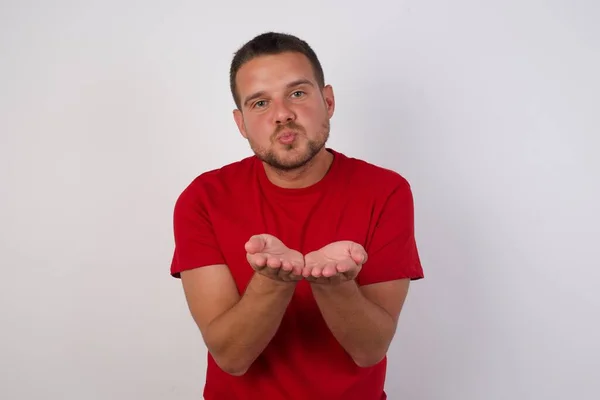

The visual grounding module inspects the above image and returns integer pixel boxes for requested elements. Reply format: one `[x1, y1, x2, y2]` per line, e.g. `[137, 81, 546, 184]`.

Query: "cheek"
[244, 115, 271, 138]
[298, 103, 327, 125]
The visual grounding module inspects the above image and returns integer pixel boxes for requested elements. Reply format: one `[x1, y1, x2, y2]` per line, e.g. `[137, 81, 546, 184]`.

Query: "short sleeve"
[357, 178, 424, 286]
[170, 182, 226, 278]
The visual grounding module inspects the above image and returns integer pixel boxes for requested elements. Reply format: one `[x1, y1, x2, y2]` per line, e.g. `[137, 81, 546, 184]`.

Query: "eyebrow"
[243, 79, 315, 107]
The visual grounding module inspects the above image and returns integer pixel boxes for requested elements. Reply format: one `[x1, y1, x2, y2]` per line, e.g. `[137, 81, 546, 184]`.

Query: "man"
[170, 32, 424, 400]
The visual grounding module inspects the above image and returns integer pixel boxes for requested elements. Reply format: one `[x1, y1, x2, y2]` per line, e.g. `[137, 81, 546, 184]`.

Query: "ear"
[322, 85, 335, 118]
[233, 108, 248, 138]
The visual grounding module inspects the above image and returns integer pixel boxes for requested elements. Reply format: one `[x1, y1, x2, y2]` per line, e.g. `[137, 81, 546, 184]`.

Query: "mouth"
[276, 131, 298, 144]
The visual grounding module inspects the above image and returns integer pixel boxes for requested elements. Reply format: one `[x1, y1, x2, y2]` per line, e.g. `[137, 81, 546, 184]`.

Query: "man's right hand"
[245, 234, 304, 282]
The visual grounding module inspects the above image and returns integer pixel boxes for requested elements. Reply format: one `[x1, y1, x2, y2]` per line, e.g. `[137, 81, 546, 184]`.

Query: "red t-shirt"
[171, 148, 424, 400]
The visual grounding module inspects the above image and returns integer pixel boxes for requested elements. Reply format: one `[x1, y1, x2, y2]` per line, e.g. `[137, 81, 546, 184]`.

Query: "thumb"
[350, 244, 367, 265]
[245, 234, 267, 253]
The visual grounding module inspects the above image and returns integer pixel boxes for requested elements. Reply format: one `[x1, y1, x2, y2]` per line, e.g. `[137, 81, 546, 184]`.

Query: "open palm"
[303, 241, 367, 284]
[245, 234, 304, 281]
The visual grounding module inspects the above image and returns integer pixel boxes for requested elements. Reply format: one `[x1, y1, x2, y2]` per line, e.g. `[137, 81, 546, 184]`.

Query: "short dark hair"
[229, 32, 326, 109]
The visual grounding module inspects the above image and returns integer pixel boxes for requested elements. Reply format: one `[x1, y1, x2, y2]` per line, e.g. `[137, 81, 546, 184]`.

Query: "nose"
[273, 101, 296, 125]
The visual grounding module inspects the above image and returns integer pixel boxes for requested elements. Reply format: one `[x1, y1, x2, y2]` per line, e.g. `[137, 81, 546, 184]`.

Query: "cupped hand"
[245, 234, 304, 282]
[302, 241, 368, 284]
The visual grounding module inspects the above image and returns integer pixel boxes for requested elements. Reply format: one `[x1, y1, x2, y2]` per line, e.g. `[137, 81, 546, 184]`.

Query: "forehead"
[236, 52, 317, 94]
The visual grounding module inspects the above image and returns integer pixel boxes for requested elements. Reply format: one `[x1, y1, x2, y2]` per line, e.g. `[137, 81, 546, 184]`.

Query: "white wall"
[1, 1, 599, 399]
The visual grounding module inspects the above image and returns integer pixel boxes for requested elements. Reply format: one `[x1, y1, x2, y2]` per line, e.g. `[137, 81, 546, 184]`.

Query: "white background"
[1, 1, 599, 399]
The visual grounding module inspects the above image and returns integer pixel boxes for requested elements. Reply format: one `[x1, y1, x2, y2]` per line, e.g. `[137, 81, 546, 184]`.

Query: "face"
[233, 51, 335, 171]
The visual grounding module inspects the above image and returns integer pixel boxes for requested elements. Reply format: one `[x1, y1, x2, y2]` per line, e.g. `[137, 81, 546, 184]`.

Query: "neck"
[263, 148, 334, 189]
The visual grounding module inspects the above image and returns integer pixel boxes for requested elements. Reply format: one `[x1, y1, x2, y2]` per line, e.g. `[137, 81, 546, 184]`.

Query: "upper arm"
[360, 279, 410, 325]
[180, 265, 240, 334]
[171, 180, 225, 278]
[358, 177, 424, 286]
[171, 180, 240, 333]
[357, 179, 418, 325]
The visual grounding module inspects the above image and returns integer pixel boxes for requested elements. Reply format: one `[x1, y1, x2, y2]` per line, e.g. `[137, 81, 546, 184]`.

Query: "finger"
[311, 264, 324, 278]
[336, 261, 353, 273]
[291, 265, 303, 276]
[302, 257, 319, 277]
[246, 252, 255, 266]
[291, 259, 304, 276]
[248, 253, 267, 268]
[266, 256, 282, 269]
[281, 259, 293, 272]
[284, 260, 303, 276]
[276, 261, 302, 280]
[350, 246, 367, 265]
[322, 263, 338, 277]
[301, 262, 314, 278]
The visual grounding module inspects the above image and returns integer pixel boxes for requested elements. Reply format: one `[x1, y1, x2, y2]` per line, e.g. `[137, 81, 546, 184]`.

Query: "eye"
[291, 91, 305, 98]
[253, 100, 267, 108]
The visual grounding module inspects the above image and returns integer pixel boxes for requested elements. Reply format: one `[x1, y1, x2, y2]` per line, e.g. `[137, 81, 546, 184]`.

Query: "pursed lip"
[276, 130, 298, 140]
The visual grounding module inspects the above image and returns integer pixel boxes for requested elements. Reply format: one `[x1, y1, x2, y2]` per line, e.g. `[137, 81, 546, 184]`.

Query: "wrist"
[251, 272, 297, 294]
[310, 279, 359, 296]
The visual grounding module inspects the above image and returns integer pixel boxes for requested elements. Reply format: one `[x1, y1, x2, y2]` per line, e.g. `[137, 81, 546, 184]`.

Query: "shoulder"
[175, 156, 256, 208]
[334, 150, 411, 195]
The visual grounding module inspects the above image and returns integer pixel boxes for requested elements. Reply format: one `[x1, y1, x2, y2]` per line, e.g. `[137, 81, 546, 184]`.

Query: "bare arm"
[310, 278, 410, 367]
[181, 265, 296, 376]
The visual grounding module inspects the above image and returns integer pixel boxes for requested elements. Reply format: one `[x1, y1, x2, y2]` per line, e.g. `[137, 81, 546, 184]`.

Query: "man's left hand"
[302, 241, 368, 284]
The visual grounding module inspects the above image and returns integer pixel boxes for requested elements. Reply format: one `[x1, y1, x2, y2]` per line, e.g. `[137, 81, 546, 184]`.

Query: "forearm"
[311, 280, 396, 367]
[205, 273, 296, 375]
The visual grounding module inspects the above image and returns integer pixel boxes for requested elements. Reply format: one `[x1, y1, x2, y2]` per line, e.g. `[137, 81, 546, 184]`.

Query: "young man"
[170, 32, 424, 400]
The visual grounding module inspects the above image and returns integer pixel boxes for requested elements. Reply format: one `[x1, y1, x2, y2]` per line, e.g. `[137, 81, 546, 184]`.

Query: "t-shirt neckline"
[255, 148, 341, 196]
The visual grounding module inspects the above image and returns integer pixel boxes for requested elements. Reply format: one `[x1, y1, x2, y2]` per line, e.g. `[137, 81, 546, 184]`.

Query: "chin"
[263, 150, 314, 171]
